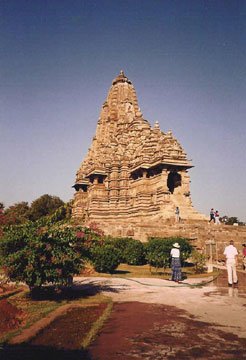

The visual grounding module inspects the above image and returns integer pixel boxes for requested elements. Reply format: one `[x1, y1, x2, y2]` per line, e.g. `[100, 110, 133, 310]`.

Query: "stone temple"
[72, 71, 205, 232]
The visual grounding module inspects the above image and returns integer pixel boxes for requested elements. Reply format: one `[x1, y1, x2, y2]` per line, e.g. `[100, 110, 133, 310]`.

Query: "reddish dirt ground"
[30, 303, 107, 350]
[0, 299, 26, 337]
[1, 271, 246, 359]
[0, 304, 107, 360]
[3, 301, 245, 360]
[89, 302, 246, 360]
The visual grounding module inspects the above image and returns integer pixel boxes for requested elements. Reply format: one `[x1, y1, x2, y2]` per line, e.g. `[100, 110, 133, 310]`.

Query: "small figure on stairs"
[209, 208, 215, 223]
[175, 207, 180, 223]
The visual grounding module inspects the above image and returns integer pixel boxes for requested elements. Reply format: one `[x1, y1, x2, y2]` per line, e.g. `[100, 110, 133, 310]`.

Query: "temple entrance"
[167, 171, 181, 193]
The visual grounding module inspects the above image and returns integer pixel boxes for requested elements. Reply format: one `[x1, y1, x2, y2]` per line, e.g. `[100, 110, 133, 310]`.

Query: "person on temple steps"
[209, 208, 215, 223]
[175, 207, 180, 222]
[214, 210, 220, 224]
[170, 242, 182, 282]
[223, 240, 238, 286]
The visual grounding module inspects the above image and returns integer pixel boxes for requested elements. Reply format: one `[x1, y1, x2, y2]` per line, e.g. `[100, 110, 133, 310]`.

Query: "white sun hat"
[173, 242, 180, 248]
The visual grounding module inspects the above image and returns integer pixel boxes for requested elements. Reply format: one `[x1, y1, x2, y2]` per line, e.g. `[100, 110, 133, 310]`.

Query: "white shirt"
[223, 245, 238, 260]
[171, 248, 180, 258]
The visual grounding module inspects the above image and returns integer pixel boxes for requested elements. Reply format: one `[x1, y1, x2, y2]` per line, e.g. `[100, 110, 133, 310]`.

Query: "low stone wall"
[95, 220, 246, 262]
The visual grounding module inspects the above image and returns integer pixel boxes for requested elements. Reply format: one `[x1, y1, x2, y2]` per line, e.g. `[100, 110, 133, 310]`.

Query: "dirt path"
[74, 270, 246, 338]
[89, 302, 246, 360]
[1, 271, 245, 359]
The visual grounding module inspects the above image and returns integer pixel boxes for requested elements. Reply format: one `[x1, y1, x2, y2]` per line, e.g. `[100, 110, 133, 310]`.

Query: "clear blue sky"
[1, 0, 245, 221]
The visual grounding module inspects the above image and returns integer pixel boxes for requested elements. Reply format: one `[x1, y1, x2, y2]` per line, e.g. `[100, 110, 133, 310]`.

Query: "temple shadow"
[0, 343, 92, 360]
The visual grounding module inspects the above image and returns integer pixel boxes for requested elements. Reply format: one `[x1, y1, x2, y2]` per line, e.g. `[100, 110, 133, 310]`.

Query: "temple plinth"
[72, 72, 206, 227]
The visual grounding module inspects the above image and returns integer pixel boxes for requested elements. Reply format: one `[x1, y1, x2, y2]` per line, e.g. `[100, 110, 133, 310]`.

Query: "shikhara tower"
[72, 71, 204, 226]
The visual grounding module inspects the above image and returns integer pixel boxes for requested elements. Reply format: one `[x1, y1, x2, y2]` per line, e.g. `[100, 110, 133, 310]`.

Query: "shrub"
[145, 237, 193, 270]
[123, 240, 146, 265]
[145, 238, 170, 270]
[29, 194, 64, 221]
[91, 244, 121, 273]
[104, 237, 129, 262]
[106, 237, 145, 265]
[0, 222, 85, 291]
[190, 250, 206, 274]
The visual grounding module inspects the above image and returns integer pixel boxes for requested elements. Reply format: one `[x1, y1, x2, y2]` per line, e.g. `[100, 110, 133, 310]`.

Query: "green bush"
[145, 237, 193, 270]
[91, 244, 121, 273]
[123, 240, 146, 265]
[190, 250, 206, 274]
[105, 237, 146, 265]
[0, 222, 85, 291]
[104, 237, 130, 262]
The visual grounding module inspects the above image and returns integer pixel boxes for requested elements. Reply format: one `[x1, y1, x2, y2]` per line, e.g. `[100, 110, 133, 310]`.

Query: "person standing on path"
[223, 240, 238, 286]
[242, 243, 246, 271]
[170, 242, 182, 282]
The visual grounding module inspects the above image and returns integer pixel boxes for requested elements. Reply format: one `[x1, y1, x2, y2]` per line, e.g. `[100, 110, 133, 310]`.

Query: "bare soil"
[1, 304, 107, 360]
[3, 301, 245, 360]
[1, 270, 245, 359]
[89, 302, 246, 360]
[30, 303, 107, 349]
[0, 299, 26, 336]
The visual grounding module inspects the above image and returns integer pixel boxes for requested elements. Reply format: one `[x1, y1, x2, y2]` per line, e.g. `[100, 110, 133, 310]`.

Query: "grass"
[80, 263, 220, 279]
[0, 263, 219, 346]
[81, 300, 113, 349]
[0, 286, 111, 345]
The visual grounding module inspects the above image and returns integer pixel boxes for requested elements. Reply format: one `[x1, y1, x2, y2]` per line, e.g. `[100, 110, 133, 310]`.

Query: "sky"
[1, 0, 245, 221]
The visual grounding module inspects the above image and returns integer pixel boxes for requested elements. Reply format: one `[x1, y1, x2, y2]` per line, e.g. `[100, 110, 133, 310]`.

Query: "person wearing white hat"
[170, 242, 182, 282]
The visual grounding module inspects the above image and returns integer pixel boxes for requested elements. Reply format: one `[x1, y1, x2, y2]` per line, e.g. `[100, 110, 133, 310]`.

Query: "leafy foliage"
[123, 239, 146, 265]
[0, 222, 85, 290]
[106, 237, 146, 265]
[190, 250, 206, 274]
[4, 202, 30, 224]
[145, 237, 193, 270]
[29, 194, 64, 221]
[91, 244, 121, 273]
[220, 216, 245, 226]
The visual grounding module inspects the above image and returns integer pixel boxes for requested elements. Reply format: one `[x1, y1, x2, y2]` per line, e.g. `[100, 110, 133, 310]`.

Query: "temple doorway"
[167, 171, 181, 193]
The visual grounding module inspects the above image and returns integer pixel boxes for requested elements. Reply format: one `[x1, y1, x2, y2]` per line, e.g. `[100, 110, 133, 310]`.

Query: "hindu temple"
[72, 71, 206, 228]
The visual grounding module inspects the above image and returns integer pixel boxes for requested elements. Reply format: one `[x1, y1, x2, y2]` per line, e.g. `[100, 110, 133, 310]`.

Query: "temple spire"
[112, 70, 132, 85]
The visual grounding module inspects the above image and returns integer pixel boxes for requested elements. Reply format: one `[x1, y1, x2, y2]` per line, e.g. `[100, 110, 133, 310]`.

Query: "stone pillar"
[161, 168, 169, 192]
[72, 190, 88, 220]
[142, 169, 147, 178]
[119, 161, 129, 207]
[181, 170, 192, 204]
[109, 162, 119, 207]
[181, 170, 190, 192]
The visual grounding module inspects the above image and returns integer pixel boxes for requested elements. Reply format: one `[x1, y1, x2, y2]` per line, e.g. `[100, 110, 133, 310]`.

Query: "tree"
[0, 203, 19, 234]
[220, 216, 245, 226]
[106, 237, 146, 265]
[91, 244, 121, 273]
[29, 194, 64, 221]
[145, 237, 193, 271]
[0, 203, 6, 238]
[4, 202, 30, 224]
[0, 222, 85, 293]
